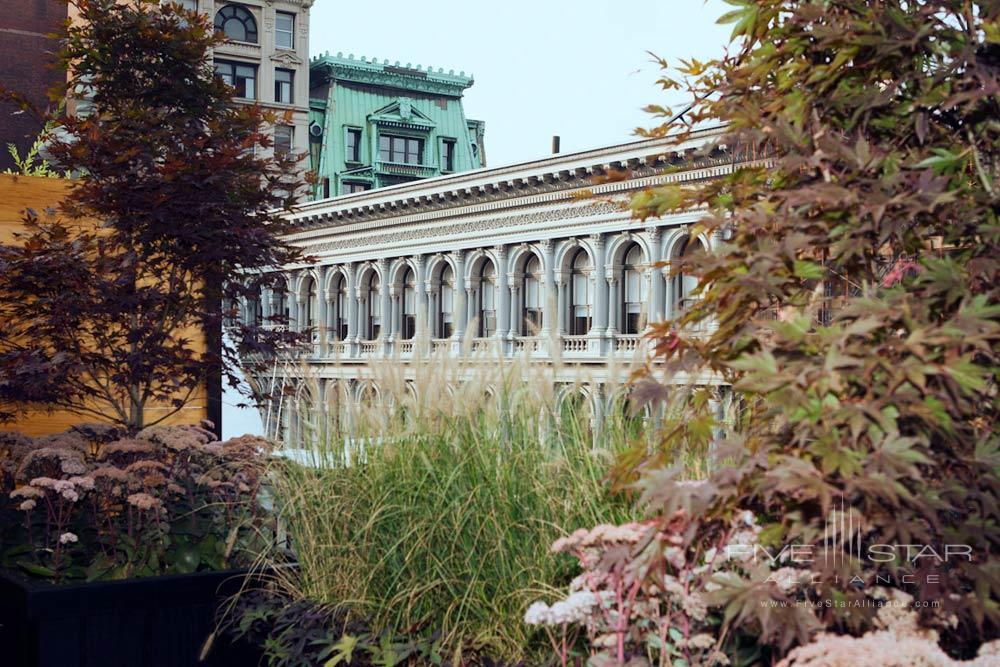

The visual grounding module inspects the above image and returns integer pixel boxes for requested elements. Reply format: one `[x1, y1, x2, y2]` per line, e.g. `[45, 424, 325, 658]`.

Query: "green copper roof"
[308, 52, 485, 200]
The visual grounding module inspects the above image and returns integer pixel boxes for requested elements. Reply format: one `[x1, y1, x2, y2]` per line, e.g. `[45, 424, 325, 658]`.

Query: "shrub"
[263, 357, 657, 663]
[0, 423, 274, 582]
[556, 0, 999, 663]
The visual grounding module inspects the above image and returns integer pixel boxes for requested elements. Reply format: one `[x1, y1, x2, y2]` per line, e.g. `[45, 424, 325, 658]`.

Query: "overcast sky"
[222, 0, 732, 438]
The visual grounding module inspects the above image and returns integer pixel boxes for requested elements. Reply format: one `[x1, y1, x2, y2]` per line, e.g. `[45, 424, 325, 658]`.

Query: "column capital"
[494, 244, 508, 258]
[648, 226, 662, 241]
[540, 238, 555, 253]
[589, 232, 605, 248]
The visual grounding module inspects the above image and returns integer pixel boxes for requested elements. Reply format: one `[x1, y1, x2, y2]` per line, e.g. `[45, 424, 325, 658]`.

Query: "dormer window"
[379, 135, 423, 165]
[214, 4, 257, 43]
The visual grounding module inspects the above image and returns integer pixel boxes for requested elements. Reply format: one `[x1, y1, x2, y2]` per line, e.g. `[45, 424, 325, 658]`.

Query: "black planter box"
[0, 568, 263, 667]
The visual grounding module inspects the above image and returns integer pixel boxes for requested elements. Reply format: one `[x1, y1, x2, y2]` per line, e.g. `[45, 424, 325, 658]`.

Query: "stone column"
[453, 250, 467, 339]
[606, 274, 619, 335]
[496, 245, 510, 339]
[415, 255, 427, 339]
[590, 235, 608, 337]
[388, 284, 399, 342]
[648, 228, 665, 325]
[378, 259, 390, 346]
[555, 271, 567, 335]
[540, 240, 555, 337]
[290, 273, 302, 332]
[317, 265, 329, 355]
[346, 264, 357, 340]
[261, 287, 273, 321]
[663, 264, 674, 320]
[465, 286, 476, 335]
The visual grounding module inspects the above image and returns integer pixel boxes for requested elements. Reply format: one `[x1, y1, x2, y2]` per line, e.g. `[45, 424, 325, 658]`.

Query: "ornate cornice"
[311, 53, 474, 98]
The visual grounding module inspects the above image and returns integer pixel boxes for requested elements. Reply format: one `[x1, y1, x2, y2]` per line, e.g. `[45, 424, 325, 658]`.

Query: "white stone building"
[178, 0, 313, 163]
[250, 126, 758, 442]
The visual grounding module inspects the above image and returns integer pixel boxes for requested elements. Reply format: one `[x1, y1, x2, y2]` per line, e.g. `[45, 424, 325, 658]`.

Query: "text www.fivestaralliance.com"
[760, 599, 940, 609]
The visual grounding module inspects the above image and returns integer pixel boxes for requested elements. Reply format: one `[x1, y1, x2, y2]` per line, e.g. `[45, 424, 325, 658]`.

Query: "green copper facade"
[308, 53, 486, 199]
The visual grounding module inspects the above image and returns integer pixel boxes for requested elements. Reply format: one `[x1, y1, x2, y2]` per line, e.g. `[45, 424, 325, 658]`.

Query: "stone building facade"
[248, 126, 761, 442]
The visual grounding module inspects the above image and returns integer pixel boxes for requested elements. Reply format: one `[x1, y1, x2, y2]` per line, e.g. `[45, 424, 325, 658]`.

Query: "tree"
[625, 0, 998, 659]
[0, 0, 306, 430]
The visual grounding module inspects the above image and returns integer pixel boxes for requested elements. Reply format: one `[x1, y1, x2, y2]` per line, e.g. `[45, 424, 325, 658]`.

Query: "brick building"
[0, 0, 67, 172]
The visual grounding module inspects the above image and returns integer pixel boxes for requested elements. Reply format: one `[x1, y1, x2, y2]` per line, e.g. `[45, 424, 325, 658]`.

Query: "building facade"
[307, 53, 485, 200]
[248, 127, 761, 442]
[204, 0, 314, 164]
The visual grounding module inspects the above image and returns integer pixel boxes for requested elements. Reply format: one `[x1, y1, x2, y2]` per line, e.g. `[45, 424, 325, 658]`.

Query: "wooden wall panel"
[0, 174, 210, 436]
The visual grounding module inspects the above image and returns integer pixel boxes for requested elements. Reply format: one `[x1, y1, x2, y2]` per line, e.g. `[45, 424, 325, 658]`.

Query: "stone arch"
[606, 232, 652, 269]
[323, 264, 349, 295]
[662, 228, 710, 263]
[388, 257, 417, 287]
[507, 243, 544, 277]
[554, 237, 597, 274]
[464, 249, 499, 287]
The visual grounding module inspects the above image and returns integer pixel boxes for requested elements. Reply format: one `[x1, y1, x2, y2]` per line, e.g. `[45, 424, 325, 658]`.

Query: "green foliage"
[267, 359, 645, 663]
[620, 0, 999, 660]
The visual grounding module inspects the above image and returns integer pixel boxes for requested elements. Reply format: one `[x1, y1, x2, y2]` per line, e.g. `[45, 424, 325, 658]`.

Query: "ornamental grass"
[265, 353, 661, 662]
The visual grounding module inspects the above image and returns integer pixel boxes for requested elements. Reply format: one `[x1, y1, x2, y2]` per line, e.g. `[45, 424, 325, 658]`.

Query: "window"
[477, 261, 496, 337]
[345, 128, 362, 162]
[275, 12, 294, 49]
[569, 249, 592, 335]
[366, 274, 381, 340]
[274, 125, 293, 156]
[274, 69, 293, 104]
[522, 255, 543, 335]
[400, 267, 417, 340]
[173, 0, 198, 11]
[215, 60, 256, 99]
[671, 235, 704, 315]
[379, 135, 423, 164]
[342, 181, 370, 194]
[622, 243, 645, 334]
[440, 138, 456, 172]
[437, 265, 455, 338]
[214, 4, 257, 43]
[330, 275, 348, 341]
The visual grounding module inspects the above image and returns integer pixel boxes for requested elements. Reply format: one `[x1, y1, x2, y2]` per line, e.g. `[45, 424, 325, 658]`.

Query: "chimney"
[551, 135, 560, 154]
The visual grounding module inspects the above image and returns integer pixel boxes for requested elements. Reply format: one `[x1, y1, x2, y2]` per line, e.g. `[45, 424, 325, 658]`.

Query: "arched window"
[437, 264, 455, 338]
[569, 248, 592, 335]
[214, 4, 257, 43]
[671, 236, 703, 314]
[477, 260, 497, 337]
[621, 243, 645, 335]
[330, 274, 348, 340]
[365, 273, 381, 340]
[401, 267, 416, 340]
[522, 254, 542, 335]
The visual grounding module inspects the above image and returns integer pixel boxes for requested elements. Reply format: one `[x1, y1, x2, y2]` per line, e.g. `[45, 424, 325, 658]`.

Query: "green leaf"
[18, 561, 57, 578]
[324, 634, 359, 667]
[793, 260, 825, 281]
